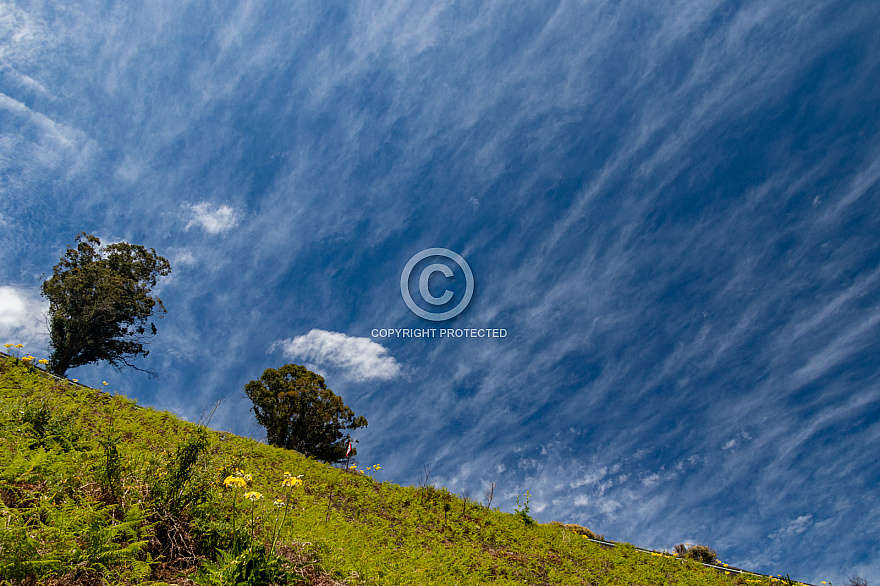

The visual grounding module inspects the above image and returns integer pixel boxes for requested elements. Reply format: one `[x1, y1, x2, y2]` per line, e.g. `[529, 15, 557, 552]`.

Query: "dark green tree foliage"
[41, 233, 171, 376]
[244, 364, 367, 462]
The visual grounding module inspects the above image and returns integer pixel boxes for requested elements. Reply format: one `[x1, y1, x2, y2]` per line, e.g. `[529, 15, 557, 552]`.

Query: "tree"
[244, 364, 368, 462]
[41, 233, 171, 376]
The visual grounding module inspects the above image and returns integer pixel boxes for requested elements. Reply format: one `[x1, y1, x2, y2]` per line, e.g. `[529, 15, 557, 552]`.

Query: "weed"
[484, 481, 495, 509]
[514, 490, 535, 526]
[194, 543, 296, 586]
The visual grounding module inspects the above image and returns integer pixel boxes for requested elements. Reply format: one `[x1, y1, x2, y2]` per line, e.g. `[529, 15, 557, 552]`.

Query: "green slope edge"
[0, 355, 808, 586]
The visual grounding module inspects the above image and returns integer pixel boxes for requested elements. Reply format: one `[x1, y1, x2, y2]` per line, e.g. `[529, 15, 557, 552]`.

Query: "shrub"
[563, 523, 603, 541]
[685, 545, 717, 564]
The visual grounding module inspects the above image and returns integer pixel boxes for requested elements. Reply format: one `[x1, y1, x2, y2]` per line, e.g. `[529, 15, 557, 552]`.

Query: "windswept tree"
[41, 233, 171, 376]
[244, 364, 367, 462]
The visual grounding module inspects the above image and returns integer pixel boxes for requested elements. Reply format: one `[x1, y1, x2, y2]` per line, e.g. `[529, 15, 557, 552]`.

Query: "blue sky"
[2, 0, 879, 582]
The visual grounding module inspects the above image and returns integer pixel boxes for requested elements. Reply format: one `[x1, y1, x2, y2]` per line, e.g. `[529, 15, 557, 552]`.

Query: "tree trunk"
[51, 354, 71, 377]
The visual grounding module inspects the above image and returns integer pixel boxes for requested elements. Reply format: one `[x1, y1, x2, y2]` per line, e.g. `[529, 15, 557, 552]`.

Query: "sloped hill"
[0, 354, 807, 585]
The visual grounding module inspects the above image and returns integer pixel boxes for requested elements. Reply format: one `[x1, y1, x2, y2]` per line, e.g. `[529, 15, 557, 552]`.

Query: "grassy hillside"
[0, 353, 808, 586]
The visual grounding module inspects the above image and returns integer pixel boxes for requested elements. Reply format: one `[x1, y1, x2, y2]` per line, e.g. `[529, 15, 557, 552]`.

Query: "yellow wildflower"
[224, 475, 247, 488]
[103, 381, 109, 386]
[282, 476, 302, 488]
[244, 491, 263, 501]
[3, 343, 12, 348]
[38, 359, 49, 365]
[14, 344, 23, 348]
[274, 499, 284, 508]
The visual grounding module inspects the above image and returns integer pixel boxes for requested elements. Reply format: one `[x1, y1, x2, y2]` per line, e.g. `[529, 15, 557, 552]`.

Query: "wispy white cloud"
[274, 329, 402, 382]
[769, 514, 814, 540]
[184, 202, 239, 234]
[171, 250, 196, 267]
[641, 473, 661, 488]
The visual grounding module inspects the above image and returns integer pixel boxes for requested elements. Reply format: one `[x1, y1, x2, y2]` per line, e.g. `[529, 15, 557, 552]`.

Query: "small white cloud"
[675, 454, 701, 470]
[598, 499, 621, 517]
[571, 467, 607, 489]
[518, 457, 539, 470]
[722, 439, 738, 450]
[0, 286, 48, 351]
[184, 202, 239, 234]
[172, 250, 197, 267]
[769, 514, 813, 540]
[641, 472, 660, 487]
[275, 329, 402, 382]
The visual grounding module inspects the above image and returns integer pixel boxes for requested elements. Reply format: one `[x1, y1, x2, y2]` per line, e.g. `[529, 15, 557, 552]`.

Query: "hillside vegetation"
[0, 352, 808, 586]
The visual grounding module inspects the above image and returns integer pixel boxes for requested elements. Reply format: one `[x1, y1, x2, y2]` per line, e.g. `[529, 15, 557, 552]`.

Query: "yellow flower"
[38, 359, 49, 365]
[72, 379, 78, 382]
[224, 475, 247, 488]
[3, 343, 12, 348]
[374, 465, 381, 470]
[103, 381, 109, 386]
[14, 344, 23, 348]
[349, 464, 356, 469]
[244, 491, 263, 501]
[21, 356, 33, 362]
[274, 498, 284, 508]
[282, 476, 302, 488]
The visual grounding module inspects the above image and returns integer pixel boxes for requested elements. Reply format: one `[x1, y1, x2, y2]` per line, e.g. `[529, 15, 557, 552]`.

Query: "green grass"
[0, 354, 806, 585]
